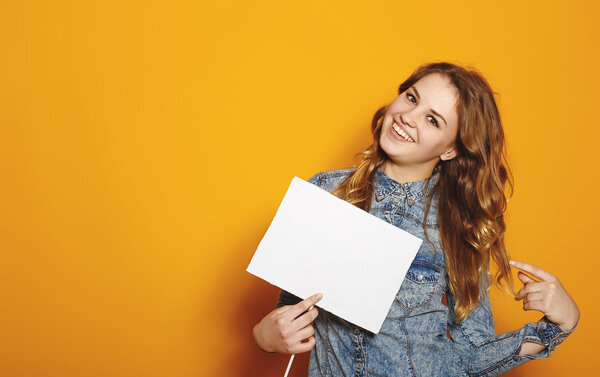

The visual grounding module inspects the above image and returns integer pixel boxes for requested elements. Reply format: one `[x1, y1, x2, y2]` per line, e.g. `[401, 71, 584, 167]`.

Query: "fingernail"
[317, 293, 323, 300]
[509, 260, 516, 266]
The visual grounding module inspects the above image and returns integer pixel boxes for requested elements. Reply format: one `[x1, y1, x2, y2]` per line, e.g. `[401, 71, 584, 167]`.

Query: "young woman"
[253, 62, 579, 376]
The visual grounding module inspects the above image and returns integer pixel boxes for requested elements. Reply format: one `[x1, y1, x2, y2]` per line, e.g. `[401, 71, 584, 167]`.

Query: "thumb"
[518, 271, 536, 285]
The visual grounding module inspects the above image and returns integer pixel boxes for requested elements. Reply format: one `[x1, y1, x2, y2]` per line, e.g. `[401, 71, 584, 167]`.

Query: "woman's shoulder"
[307, 167, 355, 192]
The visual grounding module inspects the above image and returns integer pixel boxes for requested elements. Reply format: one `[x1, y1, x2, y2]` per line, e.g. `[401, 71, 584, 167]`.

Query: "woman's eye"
[427, 115, 439, 127]
[406, 93, 417, 104]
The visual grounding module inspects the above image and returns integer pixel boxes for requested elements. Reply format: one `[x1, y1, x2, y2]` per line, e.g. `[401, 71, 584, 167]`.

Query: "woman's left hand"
[510, 260, 579, 332]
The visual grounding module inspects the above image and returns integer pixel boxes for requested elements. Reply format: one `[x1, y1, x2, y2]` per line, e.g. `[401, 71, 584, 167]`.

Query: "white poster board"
[247, 176, 422, 333]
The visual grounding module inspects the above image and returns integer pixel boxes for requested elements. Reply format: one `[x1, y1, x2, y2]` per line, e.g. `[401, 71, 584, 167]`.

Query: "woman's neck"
[381, 160, 437, 184]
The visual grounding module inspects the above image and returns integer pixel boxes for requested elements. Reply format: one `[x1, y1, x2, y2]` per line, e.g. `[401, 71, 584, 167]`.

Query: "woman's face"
[379, 73, 460, 177]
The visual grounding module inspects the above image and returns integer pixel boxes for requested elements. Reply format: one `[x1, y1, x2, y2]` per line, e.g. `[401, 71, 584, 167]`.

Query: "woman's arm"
[446, 262, 578, 377]
[511, 260, 579, 357]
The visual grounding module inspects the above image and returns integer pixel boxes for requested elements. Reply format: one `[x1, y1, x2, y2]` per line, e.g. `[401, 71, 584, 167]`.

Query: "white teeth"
[392, 122, 414, 142]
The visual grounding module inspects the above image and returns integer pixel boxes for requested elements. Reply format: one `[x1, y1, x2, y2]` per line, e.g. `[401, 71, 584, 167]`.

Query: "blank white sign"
[247, 176, 422, 333]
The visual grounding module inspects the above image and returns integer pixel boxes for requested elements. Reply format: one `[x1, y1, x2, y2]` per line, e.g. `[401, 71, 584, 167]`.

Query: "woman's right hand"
[253, 293, 323, 354]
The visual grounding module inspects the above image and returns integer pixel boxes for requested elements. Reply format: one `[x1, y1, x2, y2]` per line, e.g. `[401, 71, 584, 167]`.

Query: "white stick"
[283, 354, 295, 377]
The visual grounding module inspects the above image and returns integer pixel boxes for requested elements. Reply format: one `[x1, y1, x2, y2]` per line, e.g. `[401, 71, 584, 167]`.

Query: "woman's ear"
[440, 147, 458, 161]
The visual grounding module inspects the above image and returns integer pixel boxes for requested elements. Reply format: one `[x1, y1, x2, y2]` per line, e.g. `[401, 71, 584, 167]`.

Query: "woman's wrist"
[253, 323, 275, 353]
[556, 316, 579, 333]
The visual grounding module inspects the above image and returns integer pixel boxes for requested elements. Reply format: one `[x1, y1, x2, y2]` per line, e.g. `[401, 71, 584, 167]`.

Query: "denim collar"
[374, 167, 439, 205]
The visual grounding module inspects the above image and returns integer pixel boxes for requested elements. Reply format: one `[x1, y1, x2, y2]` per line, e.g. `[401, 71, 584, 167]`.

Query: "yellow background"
[1, 1, 598, 376]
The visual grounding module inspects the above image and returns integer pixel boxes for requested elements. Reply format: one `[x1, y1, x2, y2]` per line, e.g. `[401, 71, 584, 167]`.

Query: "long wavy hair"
[331, 62, 514, 322]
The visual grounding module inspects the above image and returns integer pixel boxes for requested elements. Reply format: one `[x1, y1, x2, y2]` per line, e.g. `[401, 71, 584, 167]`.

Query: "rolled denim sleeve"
[446, 285, 576, 376]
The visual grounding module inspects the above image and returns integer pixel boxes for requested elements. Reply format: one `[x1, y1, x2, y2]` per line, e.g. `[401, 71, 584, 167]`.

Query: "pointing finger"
[289, 293, 323, 318]
[510, 260, 556, 282]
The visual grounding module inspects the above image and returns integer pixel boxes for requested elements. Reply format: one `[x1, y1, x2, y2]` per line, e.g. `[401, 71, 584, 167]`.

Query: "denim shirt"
[277, 167, 575, 377]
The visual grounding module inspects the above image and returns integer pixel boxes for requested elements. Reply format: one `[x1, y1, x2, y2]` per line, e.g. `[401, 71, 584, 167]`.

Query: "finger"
[272, 306, 290, 315]
[510, 260, 556, 282]
[292, 336, 316, 354]
[528, 292, 545, 301]
[288, 293, 323, 318]
[517, 271, 537, 285]
[514, 282, 544, 300]
[293, 306, 319, 331]
[523, 300, 546, 313]
[295, 324, 315, 341]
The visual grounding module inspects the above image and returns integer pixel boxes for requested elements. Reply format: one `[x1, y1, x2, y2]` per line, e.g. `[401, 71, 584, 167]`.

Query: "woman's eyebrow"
[411, 86, 448, 126]
[430, 109, 447, 126]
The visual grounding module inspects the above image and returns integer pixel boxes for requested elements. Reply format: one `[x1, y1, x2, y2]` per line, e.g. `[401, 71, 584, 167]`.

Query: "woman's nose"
[392, 113, 416, 128]
[399, 112, 417, 128]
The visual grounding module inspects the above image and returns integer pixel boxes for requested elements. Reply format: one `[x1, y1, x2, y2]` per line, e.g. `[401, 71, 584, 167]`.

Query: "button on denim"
[277, 168, 576, 377]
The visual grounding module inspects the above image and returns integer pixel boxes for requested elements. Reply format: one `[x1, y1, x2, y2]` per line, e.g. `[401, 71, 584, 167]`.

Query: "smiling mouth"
[392, 122, 415, 142]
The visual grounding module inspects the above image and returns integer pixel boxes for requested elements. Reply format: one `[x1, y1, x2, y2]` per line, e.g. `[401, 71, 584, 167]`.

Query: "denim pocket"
[395, 260, 441, 310]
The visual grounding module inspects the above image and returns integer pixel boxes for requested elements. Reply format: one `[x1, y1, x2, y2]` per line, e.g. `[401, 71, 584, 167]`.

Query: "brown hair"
[331, 62, 514, 322]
